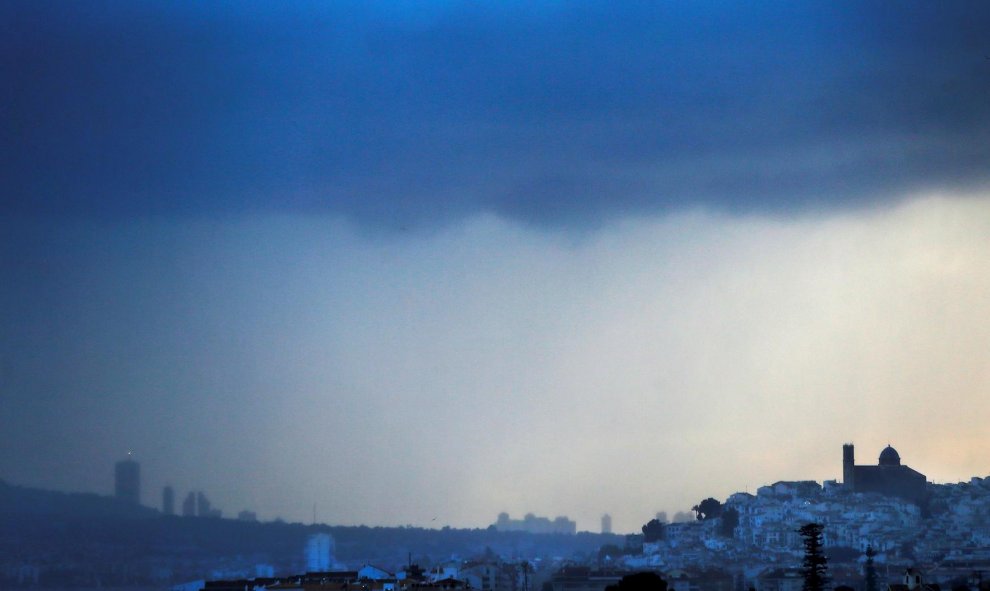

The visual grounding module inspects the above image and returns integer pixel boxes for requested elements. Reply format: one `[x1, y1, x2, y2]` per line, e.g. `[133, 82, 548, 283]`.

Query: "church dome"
[879, 445, 901, 466]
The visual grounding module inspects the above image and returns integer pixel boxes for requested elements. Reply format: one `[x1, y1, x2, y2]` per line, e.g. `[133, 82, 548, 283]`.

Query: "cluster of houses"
[628, 478, 989, 564]
[189, 560, 531, 591]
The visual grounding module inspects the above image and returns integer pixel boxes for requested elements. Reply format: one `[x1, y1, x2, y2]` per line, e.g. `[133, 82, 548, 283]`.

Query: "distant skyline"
[3, 2, 990, 535]
[12, 432, 990, 534]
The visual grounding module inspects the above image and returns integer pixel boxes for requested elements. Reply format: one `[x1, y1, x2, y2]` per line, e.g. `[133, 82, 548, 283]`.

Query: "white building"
[305, 533, 335, 572]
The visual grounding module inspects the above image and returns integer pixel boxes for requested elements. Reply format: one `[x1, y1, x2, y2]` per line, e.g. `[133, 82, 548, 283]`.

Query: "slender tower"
[114, 453, 140, 506]
[843, 443, 856, 490]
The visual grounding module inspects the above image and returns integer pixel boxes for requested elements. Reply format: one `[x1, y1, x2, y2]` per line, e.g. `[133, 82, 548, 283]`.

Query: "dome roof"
[879, 445, 901, 466]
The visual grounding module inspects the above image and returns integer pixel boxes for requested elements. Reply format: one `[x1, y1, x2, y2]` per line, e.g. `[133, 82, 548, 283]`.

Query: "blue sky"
[3, 2, 990, 532]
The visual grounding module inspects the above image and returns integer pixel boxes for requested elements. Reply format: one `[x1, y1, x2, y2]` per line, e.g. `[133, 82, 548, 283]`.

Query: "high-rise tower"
[114, 454, 140, 505]
[601, 513, 612, 534]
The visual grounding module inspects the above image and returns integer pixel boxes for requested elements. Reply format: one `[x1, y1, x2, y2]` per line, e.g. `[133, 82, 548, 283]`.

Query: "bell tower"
[843, 443, 855, 490]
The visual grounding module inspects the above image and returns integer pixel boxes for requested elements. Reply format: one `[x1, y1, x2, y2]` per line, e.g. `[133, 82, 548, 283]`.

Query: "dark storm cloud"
[4, 1, 990, 227]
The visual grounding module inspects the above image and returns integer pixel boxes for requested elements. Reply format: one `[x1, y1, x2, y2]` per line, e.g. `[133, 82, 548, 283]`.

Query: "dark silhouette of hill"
[0, 478, 159, 519]
[0, 479, 621, 588]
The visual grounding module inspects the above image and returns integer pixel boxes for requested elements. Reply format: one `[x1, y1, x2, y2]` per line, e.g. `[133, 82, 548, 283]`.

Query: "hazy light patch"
[3, 192, 990, 533]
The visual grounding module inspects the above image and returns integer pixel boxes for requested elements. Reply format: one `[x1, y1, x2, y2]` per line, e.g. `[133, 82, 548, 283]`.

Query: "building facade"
[842, 443, 927, 503]
[495, 512, 577, 535]
[305, 533, 335, 572]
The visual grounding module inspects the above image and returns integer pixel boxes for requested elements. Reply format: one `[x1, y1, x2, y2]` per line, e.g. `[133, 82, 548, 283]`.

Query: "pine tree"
[799, 523, 829, 591]
[864, 545, 878, 591]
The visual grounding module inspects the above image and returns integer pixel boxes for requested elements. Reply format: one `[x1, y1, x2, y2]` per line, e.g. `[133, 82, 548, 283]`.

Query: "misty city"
[3, 2, 990, 591]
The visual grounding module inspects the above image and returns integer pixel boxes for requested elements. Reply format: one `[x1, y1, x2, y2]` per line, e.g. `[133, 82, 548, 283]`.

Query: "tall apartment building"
[114, 455, 140, 505]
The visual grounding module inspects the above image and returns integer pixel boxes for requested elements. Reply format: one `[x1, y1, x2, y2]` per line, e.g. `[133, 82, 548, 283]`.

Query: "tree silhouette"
[605, 572, 668, 591]
[799, 523, 828, 591]
[691, 498, 722, 521]
[719, 508, 739, 537]
[642, 519, 665, 543]
[864, 545, 878, 591]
